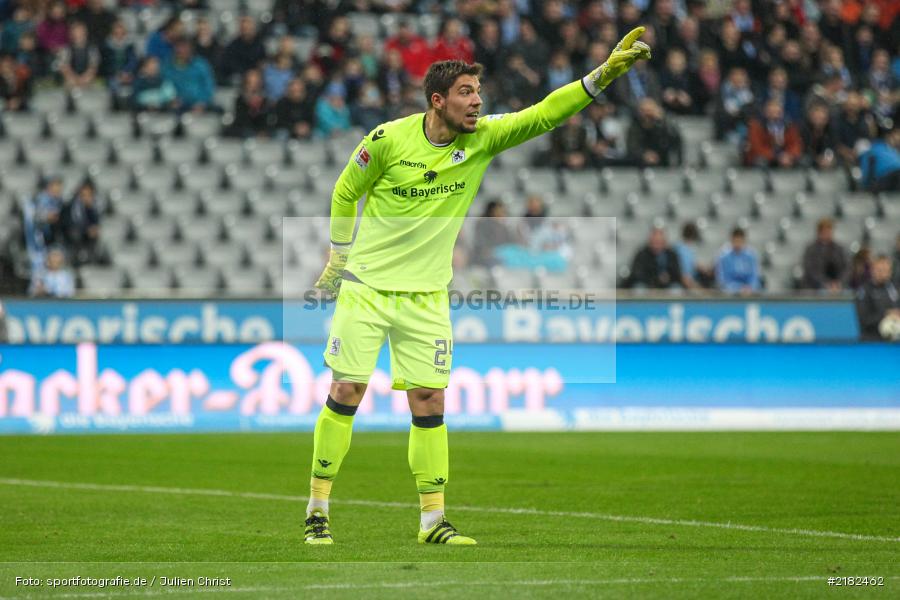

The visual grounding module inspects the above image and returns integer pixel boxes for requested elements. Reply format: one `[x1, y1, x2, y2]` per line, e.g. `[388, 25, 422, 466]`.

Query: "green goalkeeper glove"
[582, 26, 652, 97]
[314, 243, 351, 295]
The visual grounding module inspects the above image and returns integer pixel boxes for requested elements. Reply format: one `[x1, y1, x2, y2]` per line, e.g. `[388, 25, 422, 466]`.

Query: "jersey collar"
[421, 113, 455, 148]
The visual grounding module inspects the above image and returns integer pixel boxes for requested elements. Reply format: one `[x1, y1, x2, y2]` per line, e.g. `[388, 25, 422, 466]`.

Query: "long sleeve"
[478, 79, 593, 156]
[329, 131, 386, 244]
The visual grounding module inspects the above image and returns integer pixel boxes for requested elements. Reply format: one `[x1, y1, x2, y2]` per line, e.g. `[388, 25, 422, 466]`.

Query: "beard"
[437, 106, 476, 134]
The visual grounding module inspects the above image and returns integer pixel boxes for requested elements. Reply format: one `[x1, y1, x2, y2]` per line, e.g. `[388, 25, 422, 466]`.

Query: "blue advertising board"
[1, 298, 860, 344]
[1, 342, 897, 434]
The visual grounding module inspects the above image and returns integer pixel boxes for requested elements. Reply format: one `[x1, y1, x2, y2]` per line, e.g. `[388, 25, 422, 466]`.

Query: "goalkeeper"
[304, 27, 651, 545]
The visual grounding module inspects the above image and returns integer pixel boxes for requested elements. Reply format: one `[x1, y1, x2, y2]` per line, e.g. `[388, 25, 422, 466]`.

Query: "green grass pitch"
[0, 431, 898, 598]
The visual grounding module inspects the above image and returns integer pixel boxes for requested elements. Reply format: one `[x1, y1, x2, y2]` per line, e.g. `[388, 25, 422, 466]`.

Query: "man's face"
[434, 74, 482, 134]
[48, 181, 62, 197]
[818, 224, 833, 242]
[649, 229, 666, 252]
[732, 234, 746, 252]
[872, 259, 891, 283]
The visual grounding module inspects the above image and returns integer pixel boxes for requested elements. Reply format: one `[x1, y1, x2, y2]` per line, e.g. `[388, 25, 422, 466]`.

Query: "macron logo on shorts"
[355, 147, 370, 170]
[329, 337, 341, 356]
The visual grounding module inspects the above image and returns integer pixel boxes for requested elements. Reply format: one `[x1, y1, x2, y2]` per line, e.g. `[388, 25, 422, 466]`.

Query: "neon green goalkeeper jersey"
[328, 80, 593, 292]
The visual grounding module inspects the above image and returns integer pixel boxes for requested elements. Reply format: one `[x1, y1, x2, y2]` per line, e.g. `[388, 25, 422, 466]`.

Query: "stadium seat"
[70, 87, 110, 114]
[157, 138, 201, 165]
[497, 136, 546, 169]
[306, 165, 345, 194]
[0, 139, 20, 165]
[97, 214, 133, 244]
[108, 188, 155, 217]
[601, 168, 645, 195]
[31, 89, 70, 115]
[518, 168, 560, 195]
[67, 138, 110, 167]
[198, 189, 246, 217]
[725, 168, 768, 195]
[327, 131, 365, 165]
[668, 192, 710, 220]
[222, 214, 272, 244]
[268, 165, 308, 191]
[181, 113, 222, 139]
[176, 214, 223, 244]
[536, 269, 581, 291]
[245, 139, 286, 166]
[560, 171, 601, 196]
[225, 164, 267, 192]
[684, 168, 726, 195]
[179, 164, 223, 192]
[153, 240, 199, 267]
[110, 241, 154, 270]
[127, 266, 174, 295]
[584, 191, 628, 217]
[838, 193, 879, 220]
[548, 193, 585, 217]
[626, 192, 670, 220]
[47, 113, 91, 139]
[2, 113, 45, 139]
[700, 141, 739, 168]
[20, 143, 66, 170]
[113, 139, 154, 166]
[59, 165, 89, 196]
[200, 241, 248, 268]
[77, 266, 126, 295]
[710, 193, 752, 221]
[0, 165, 40, 195]
[643, 168, 688, 195]
[753, 193, 795, 219]
[245, 189, 287, 217]
[93, 113, 135, 140]
[173, 265, 222, 295]
[347, 12, 380, 37]
[808, 168, 848, 194]
[155, 190, 200, 218]
[204, 138, 245, 165]
[132, 164, 178, 191]
[245, 240, 285, 269]
[221, 266, 270, 296]
[287, 140, 323, 169]
[131, 215, 179, 243]
[136, 112, 178, 138]
[769, 170, 811, 195]
[794, 192, 837, 221]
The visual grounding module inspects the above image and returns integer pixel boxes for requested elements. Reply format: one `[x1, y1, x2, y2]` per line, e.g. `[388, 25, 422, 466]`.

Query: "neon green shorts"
[323, 279, 453, 390]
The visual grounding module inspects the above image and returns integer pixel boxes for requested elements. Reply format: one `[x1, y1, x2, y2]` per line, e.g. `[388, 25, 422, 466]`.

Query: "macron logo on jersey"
[354, 146, 370, 170]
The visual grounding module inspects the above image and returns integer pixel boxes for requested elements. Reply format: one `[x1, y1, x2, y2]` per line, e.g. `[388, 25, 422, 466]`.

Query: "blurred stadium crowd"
[0, 0, 897, 299]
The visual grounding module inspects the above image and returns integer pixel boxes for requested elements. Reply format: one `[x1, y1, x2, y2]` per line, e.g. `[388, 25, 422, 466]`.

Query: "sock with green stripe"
[408, 414, 448, 530]
[308, 396, 357, 516]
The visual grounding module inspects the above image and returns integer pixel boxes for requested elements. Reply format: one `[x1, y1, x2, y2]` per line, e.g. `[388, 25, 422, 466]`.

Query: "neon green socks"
[308, 396, 357, 516]
[408, 415, 448, 529]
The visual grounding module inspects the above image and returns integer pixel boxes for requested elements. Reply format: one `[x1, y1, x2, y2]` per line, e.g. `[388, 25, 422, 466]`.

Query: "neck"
[424, 109, 456, 146]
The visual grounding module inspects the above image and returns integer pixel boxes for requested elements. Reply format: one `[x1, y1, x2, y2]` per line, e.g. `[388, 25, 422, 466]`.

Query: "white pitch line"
[1, 478, 898, 544]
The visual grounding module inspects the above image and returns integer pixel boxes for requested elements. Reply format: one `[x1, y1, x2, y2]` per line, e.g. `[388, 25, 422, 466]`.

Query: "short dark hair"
[423, 60, 483, 108]
[731, 227, 746, 239]
[681, 221, 700, 242]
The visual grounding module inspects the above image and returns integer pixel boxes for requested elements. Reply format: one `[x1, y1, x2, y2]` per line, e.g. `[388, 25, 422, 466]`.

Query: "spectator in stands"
[801, 101, 839, 170]
[62, 179, 101, 266]
[855, 254, 900, 340]
[508, 18, 549, 70]
[471, 200, 519, 267]
[627, 98, 683, 167]
[857, 129, 900, 192]
[300, 62, 325, 101]
[1, 5, 34, 55]
[745, 98, 804, 168]
[0, 51, 31, 111]
[549, 113, 590, 170]
[849, 247, 872, 290]
[310, 15, 351, 78]
[226, 68, 271, 138]
[433, 17, 475, 65]
[262, 37, 297, 101]
[546, 50, 574, 94]
[131, 55, 175, 112]
[31, 247, 75, 298]
[674, 221, 711, 289]
[351, 81, 387, 133]
[500, 52, 543, 111]
[714, 67, 754, 142]
[819, 45, 854, 91]
[102, 19, 138, 104]
[628, 227, 683, 290]
[716, 227, 761, 294]
[717, 19, 760, 79]
[58, 21, 100, 90]
[865, 49, 896, 96]
[610, 58, 661, 111]
[378, 48, 410, 110]
[835, 91, 878, 165]
[16, 30, 43, 80]
[272, 77, 314, 140]
[659, 47, 702, 115]
[192, 17, 221, 71]
[521, 195, 548, 237]
[356, 35, 379, 80]
[384, 18, 431, 82]
[695, 49, 720, 109]
[760, 66, 802, 125]
[584, 97, 629, 166]
[163, 38, 216, 114]
[219, 15, 266, 83]
[145, 16, 183, 63]
[36, 1, 69, 56]
[779, 40, 815, 95]
[33, 176, 64, 248]
[314, 81, 351, 138]
[74, 0, 116, 48]
[802, 218, 848, 292]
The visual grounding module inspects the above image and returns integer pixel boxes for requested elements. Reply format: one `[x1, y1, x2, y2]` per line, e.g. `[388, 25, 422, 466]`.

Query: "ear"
[431, 92, 445, 109]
